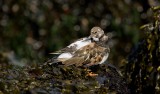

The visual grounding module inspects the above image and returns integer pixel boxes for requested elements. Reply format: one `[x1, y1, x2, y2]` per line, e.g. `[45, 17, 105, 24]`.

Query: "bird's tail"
[43, 57, 59, 66]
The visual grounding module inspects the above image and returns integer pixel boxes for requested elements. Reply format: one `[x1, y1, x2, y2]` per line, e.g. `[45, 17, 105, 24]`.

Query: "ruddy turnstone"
[45, 27, 110, 66]
[61, 42, 110, 67]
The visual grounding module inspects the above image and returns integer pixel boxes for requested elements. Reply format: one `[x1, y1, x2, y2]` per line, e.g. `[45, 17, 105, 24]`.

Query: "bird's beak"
[88, 35, 92, 39]
[83, 36, 92, 41]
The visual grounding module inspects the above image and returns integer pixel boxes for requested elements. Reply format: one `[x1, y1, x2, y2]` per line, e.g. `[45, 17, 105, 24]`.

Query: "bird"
[45, 26, 110, 66]
[51, 26, 106, 54]
[60, 42, 110, 67]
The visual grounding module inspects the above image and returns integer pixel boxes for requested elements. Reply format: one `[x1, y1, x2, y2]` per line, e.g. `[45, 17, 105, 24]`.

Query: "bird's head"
[90, 27, 105, 41]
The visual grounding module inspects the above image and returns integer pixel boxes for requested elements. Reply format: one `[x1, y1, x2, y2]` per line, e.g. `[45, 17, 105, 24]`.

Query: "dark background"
[0, 0, 160, 94]
[0, 0, 158, 67]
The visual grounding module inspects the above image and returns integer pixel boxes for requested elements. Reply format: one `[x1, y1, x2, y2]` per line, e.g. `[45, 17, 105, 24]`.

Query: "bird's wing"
[61, 42, 109, 67]
[62, 57, 85, 66]
[50, 37, 91, 54]
[49, 46, 76, 54]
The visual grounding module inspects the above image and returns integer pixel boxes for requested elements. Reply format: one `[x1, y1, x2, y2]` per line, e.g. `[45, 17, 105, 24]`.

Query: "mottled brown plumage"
[46, 26, 110, 67]
[62, 42, 110, 67]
